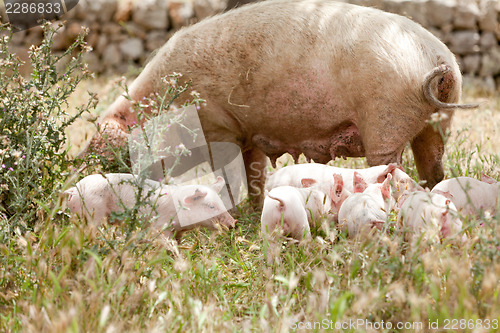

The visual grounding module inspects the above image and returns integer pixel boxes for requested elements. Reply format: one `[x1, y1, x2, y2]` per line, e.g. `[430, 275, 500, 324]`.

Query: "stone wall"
[2, 0, 500, 91]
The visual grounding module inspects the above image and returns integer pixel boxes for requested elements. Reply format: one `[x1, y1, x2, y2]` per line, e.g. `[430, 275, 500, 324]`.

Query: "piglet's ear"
[211, 176, 226, 193]
[353, 171, 367, 193]
[433, 190, 453, 200]
[62, 187, 78, 200]
[396, 193, 407, 210]
[481, 174, 497, 184]
[370, 220, 386, 231]
[333, 174, 343, 186]
[440, 211, 451, 237]
[440, 210, 451, 226]
[376, 163, 398, 183]
[381, 173, 392, 201]
[184, 189, 207, 206]
[332, 174, 344, 198]
[301, 178, 316, 188]
[331, 174, 344, 200]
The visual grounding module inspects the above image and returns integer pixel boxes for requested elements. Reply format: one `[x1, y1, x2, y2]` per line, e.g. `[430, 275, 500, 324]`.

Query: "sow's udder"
[251, 123, 365, 166]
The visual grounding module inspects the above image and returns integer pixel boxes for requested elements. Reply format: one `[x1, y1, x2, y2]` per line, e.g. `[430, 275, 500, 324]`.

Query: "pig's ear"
[331, 174, 344, 202]
[62, 187, 78, 200]
[211, 176, 226, 193]
[433, 190, 454, 199]
[184, 189, 208, 205]
[396, 194, 407, 210]
[440, 210, 451, 228]
[301, 178, 316, 188]
[370, 220, 385, 231]
[381, 174, 392, 201]
[440, 211, 451, 236]
[481, 174, 497, 184]
[376, 163, 402, 183]
[333, 173, 343, 186]
[353, 172, 367, 193]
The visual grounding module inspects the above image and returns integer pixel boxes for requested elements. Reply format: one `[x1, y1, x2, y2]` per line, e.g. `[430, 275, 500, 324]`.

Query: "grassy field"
[1, 71, 499, 333]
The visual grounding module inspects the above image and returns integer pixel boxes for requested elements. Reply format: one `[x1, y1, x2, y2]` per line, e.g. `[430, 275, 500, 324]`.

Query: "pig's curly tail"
[423, 64, 479, 110]
[267, 194, 285, 207]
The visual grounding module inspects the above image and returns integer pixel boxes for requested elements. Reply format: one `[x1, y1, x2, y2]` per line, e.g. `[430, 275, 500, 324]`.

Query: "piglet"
[260, 186, 330, 240]
[397, 191, 462, 242]
[64, 173, 161, 224]
[64, 173, 236, 239]
[266, 162, 416, 200]
[431, 175, 499, 217]
[300, 173, 351, 221]
[337, 172, 393, 237]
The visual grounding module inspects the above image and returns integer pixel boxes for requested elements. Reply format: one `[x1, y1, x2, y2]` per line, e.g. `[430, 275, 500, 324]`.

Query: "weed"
[0, 22, 96, 234]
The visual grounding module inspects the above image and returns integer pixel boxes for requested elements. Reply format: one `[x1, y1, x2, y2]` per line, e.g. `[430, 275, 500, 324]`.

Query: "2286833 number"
[6, 2, 62, 14]
[443, 319, 499, 330]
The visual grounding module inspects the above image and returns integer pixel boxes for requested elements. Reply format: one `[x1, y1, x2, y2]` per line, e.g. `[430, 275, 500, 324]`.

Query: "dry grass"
[65, 75, 130, 156]
[2, 75, 500, 332]
[449, 87, 500, 176]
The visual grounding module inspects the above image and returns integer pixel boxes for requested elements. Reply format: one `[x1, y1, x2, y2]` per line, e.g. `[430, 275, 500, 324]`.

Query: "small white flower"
[430, 112, 440, 123]
[12, 151, 21, 160]
[1, 136, 10, 146]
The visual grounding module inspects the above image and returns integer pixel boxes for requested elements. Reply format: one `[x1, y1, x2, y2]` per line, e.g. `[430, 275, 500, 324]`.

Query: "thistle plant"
[0, 22, 97, 235]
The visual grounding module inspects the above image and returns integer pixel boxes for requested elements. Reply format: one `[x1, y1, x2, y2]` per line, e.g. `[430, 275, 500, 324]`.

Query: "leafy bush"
[0, 22, 97, 235]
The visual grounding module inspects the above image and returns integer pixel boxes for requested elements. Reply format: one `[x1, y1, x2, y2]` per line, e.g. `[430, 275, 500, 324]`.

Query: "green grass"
[1, 195, 499, 332]
[2, 129, 500, 332]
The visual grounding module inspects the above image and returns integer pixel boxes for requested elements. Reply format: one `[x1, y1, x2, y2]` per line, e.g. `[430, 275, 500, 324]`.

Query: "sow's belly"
[194, 62, 366, 165]
[249, 122, 365, 167]
[235, 72, 365, 166]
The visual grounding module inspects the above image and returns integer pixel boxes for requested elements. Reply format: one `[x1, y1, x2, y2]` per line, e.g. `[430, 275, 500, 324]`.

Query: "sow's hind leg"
[411, 118, 451, 189]
[358, 101, 450, 189]
[356, 106, 420, 175]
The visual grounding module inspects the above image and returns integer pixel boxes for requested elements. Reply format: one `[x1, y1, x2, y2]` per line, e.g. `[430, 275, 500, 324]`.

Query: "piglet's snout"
[213, 213, 237, 229]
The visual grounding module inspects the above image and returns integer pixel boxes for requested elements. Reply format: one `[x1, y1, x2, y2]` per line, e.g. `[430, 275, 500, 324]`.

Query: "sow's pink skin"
[64, 173, 235, 239]
[431, 175, 499, 217]
[79, 0, 477, 205]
